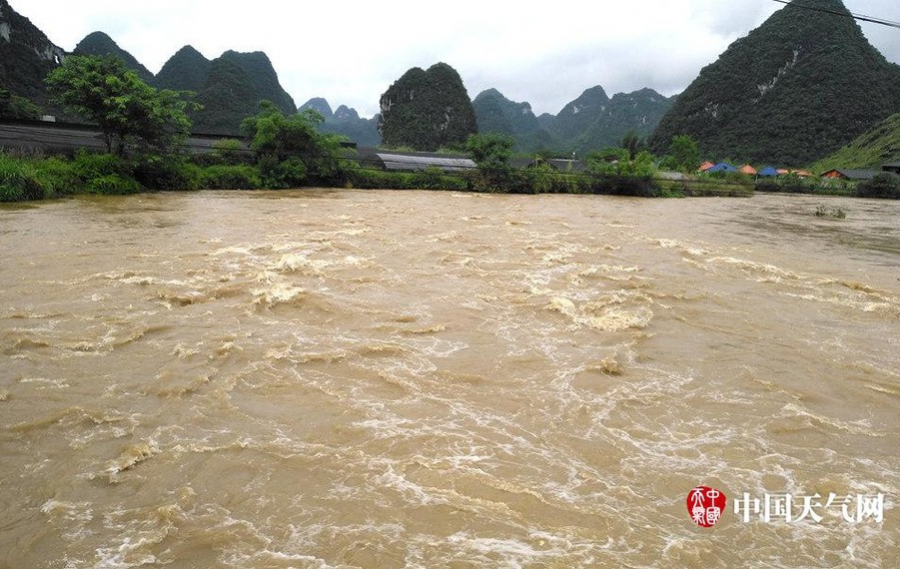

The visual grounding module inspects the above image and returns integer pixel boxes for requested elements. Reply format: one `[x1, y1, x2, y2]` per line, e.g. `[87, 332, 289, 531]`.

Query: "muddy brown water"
[1, 190, 898, 568]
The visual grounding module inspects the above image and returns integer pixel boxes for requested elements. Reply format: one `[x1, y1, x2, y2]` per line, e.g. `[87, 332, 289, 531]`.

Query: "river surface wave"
[1, 190, 898, 568]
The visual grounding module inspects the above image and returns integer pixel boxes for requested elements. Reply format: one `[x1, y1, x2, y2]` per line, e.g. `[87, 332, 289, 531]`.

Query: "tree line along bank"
[2, 55, 897, 203]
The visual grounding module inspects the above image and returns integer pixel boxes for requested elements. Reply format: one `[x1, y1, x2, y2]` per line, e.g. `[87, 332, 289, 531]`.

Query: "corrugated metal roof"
[375, 153, 476, 172]
[824, 169, 882, 180]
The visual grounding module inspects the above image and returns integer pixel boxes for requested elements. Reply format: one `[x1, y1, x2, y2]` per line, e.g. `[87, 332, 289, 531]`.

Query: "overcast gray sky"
[17, 0, 900, 118]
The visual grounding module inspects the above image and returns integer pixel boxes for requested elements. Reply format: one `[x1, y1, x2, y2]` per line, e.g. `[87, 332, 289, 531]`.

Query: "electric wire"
[771, 0, 900, 29]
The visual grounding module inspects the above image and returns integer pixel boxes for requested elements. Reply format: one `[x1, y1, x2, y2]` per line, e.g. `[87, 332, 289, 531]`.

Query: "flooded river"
[1, 190, 898, 568]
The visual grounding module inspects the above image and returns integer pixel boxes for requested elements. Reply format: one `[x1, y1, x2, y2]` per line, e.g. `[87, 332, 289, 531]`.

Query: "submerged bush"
[86, 174, 141, 195]
[70, 151, 141, 195]
[815, 205, 847, 219]
[0, 153, 85, 201]
[347, 168, 468, 191]
[133, 155, 202, 191]
[200, 165, 262, 190]
[34, 157, 81, 197]
[73, 151, 131, 181]
[856, 173, 900, 199]
[0, 156, 44, 201]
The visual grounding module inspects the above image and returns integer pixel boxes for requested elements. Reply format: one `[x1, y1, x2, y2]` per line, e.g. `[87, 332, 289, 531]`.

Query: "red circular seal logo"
[688, 486, 727, 528]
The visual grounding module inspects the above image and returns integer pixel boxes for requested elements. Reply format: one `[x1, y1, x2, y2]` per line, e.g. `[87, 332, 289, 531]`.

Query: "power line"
[771, 0, 900, 29]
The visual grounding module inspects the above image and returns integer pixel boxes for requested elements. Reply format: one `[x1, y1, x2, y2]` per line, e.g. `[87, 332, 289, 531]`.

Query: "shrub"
[856, 173, 900, 199]
[412, 166, 446, 189]
[775, 173, 807, 193]
[212, 139, 251, 165]
[755, 179, 781, 192]
[585, 173, 660, 197]
[192, 139, 253, 167]
[70, 151, 141, 195]
[257, 155, 307, 189]
[86, 174, 142, 195]
[0, 156, 44, 201]
[73, 150, 132, 181]
[133, 155, 202, 191]
[348, 169, 417, 190]
[815, 205, 847, 219]
[200, 165, 262, 190]
[411, 167, 468, 190]
[34, 157, 81, 198]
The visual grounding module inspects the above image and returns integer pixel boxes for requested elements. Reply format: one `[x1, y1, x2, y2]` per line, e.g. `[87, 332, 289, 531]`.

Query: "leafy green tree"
[45, 55, 195, 156]
[667, 134, 701, 172]
[585, 147, 629, 175]
[0, 87, 41, 120]
[466, 133, 514, 166]
[466, 133, 515, 191]
[620, 130, 646, 160]
[240, 101, 349, 188]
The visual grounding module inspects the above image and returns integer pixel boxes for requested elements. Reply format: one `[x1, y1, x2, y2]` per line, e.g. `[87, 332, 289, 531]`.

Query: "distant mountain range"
[3, 0, 899, 164]
[298, 98, 380, 147]
[74, 32, 297, 135]
[472, 89, 553, 153]
[0, 0, 297, 136]
[303, 85, 675, 154]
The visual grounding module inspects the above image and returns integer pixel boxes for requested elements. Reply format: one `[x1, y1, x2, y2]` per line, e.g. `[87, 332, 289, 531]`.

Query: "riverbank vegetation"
[1, 54, 892, 203]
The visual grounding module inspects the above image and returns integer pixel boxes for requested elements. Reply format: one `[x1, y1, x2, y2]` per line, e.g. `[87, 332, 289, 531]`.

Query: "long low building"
[822, 169, 892, 181]
[0, 119, 244, 155]
[372, 152, 475, 173]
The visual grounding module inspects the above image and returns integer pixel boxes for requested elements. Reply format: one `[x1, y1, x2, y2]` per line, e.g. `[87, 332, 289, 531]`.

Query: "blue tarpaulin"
[707, 162, 737, 173]
[758, 166, 779, 177]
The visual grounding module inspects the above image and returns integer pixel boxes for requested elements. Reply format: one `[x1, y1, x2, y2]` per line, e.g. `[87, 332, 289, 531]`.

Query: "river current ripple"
[1, 190, 898, 568]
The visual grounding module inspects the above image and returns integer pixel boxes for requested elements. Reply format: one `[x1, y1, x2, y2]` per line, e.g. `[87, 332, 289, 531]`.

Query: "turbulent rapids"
[1, 190, 899, 568]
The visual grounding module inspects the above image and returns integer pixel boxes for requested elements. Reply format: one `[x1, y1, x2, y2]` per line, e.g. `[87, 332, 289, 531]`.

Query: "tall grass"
[0, 153, 52, 202]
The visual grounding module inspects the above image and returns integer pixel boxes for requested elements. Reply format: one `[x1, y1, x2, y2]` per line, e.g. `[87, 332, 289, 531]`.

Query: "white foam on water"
[777, 402, 886, 437]
[211, 245, 257, 257]
[19, 377, 70, 389]
[274, 253, 333, 275]
[251, 282, 307, 309]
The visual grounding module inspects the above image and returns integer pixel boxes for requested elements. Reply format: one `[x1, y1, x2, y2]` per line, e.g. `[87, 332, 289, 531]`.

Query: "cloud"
[16, 0, 900, 119]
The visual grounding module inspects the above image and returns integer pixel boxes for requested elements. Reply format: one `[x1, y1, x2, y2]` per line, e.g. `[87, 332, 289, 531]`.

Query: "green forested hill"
[67, 33, 297, 135]
[219, 51, 296, 117]
[191, 58, 260, 134]
[299, 98, 382, 146]
[548, 86, 611, 145]
[328, 105, 380, 146]
[472, 88, 552, 152]
[574, 88, 673, 151]
[155, 48, 296, 134]
[811, 112, 900, 171]
[73, 32, 154, 84]
[507, 86, 673, 154]
[379, 63, 478, 151]
[649, 0, 900, 166]
[0, 0, 65, 113]
[154, 45, 211, 93]
[299, 98, 334, 119]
